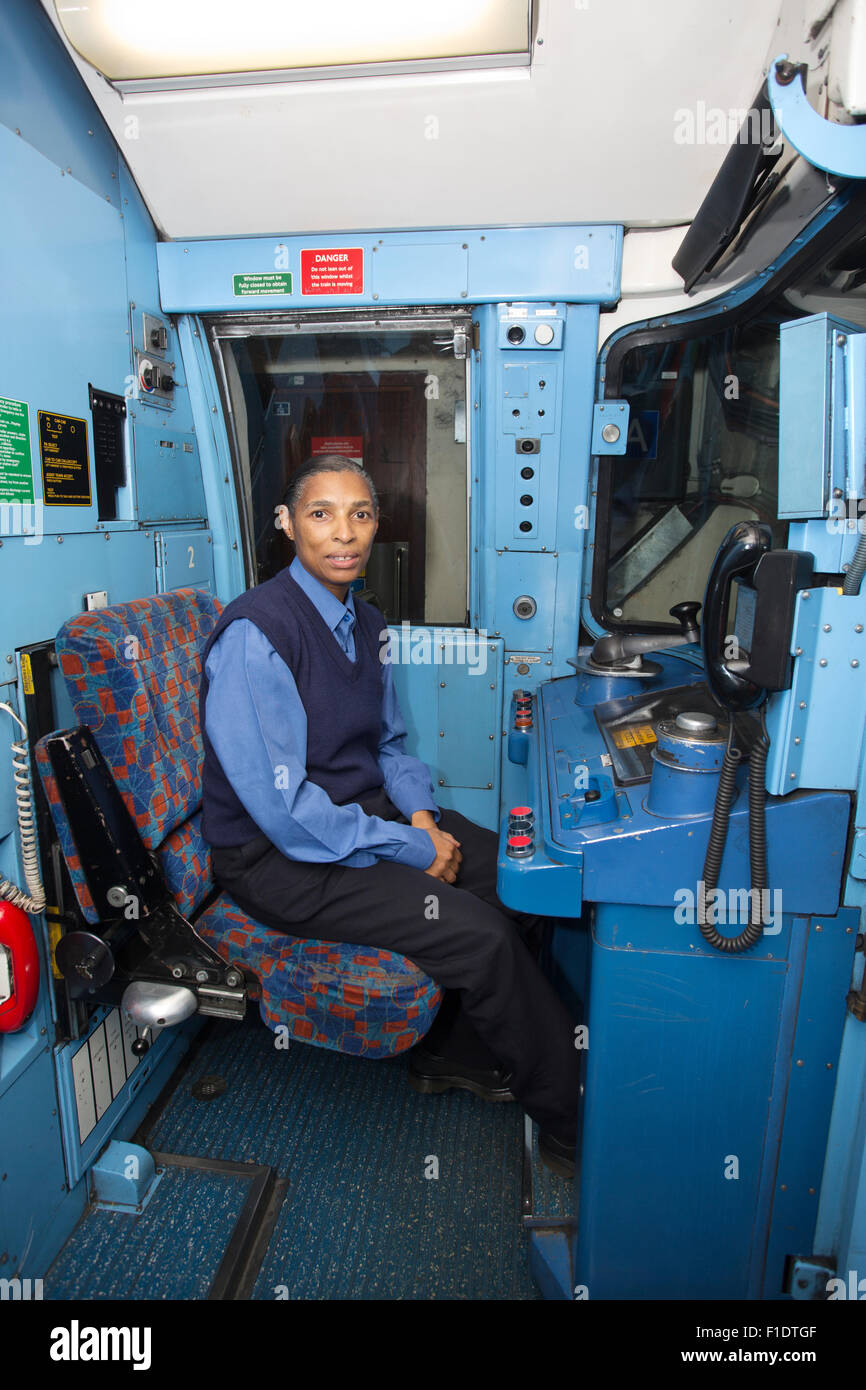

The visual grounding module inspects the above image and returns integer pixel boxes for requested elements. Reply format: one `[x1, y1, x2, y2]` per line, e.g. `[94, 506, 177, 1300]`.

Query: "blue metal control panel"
[499, 655, 850, 921]
[498, 653, 858, 1301]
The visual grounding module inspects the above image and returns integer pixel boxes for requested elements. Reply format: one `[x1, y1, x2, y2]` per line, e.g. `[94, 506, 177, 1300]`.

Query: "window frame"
[590, 184, 866, 637]
[206, 306, 474, 619]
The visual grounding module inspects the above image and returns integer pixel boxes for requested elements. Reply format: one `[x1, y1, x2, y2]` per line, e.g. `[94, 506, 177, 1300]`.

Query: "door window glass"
[213, 315, 470, 624]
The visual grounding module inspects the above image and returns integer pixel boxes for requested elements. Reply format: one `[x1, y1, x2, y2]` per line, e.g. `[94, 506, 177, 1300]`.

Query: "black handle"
[701, 521, 772, 710]
[670, 600, 701, 640]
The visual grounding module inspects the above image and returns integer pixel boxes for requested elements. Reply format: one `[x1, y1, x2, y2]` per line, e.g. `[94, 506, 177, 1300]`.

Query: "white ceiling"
[42, 0, 790, 241]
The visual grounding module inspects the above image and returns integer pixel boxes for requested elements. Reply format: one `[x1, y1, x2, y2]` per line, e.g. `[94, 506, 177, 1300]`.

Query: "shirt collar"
[290, 556, 356, 636]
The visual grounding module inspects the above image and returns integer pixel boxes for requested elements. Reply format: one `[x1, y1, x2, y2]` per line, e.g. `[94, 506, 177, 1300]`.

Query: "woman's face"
[278, 470, 378, 600]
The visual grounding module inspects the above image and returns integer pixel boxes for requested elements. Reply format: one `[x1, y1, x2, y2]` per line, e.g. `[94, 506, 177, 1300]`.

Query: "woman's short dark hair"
[282, 455, 379, 518]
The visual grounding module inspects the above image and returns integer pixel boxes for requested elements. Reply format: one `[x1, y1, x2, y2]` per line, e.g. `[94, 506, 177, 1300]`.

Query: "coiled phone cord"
[748, 707, 771, 928]
[697, 712, 769, 953]
[0, 703, 46, 915]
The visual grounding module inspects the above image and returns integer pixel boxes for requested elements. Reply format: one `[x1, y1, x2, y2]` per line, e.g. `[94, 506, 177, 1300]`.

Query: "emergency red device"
[0, 900, 39, 1031]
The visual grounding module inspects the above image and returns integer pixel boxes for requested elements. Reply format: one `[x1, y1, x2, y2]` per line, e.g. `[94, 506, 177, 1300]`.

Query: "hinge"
[433, 329, 469, 359]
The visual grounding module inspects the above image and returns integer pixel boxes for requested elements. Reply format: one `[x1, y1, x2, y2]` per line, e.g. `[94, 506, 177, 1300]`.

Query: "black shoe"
[538, 1129, 576, 1179]
[407, 1047, 516, 1102]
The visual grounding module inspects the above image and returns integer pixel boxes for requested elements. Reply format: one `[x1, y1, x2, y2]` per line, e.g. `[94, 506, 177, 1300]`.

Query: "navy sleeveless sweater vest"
[200, 567, 387, 848]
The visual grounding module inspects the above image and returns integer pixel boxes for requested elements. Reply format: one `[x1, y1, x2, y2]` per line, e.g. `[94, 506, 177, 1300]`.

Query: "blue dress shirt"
[204, 557, 438, 869]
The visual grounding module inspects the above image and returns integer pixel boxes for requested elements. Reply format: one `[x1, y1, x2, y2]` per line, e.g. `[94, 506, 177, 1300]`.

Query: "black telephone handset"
[697, 521, 773, 952]
[701, 520, 773, 711]
[702, 520, 815, 712]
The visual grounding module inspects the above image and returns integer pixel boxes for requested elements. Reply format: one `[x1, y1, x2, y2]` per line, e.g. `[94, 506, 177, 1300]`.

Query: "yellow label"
[20, 651, 34, 695]
[47, 914, 64, 979]
[612, 723, 657, 749]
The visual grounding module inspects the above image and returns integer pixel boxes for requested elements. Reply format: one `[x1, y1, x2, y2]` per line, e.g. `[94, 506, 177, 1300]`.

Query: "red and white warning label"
[300, 247, 364, 295]
[310, 436, 363, 460]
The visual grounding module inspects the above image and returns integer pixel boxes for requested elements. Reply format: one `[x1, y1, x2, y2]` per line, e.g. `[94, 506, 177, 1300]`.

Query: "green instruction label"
[232, 272, 293, 297]
[0, 395, 34, 503]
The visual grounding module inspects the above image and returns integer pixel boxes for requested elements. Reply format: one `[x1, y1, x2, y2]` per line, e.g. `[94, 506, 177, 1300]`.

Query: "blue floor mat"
[48, 1017, 558, 1299]
[151, 1019, 542, 1300]
[45, 1163, 249, 1300]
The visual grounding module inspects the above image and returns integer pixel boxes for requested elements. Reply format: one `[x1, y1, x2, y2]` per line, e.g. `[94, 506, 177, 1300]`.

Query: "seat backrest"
[45, 588, 223, 922]
[56, 588, 221, 848]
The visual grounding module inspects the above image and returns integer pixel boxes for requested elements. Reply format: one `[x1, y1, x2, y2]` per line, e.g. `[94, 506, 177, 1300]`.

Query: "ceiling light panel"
[54, 0, 531, 81]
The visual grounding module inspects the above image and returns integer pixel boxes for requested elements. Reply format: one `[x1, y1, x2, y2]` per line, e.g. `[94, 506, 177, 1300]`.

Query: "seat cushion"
[196, 895, 442, 1056]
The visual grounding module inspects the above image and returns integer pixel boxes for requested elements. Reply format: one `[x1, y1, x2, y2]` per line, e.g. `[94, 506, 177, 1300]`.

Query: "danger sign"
[310, 436, 363, 461]
[300, 248, 364, 295]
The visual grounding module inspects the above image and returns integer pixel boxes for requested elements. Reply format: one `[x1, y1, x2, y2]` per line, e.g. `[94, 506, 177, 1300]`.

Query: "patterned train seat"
[36, 587, 441, 1055]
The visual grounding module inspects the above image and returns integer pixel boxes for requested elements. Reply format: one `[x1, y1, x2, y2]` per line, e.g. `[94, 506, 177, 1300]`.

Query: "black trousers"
[211, 790, 580, 1143]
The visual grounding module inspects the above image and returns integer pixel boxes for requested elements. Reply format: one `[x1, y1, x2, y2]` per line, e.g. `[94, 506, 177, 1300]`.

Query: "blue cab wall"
[0, 0, 214, 1275]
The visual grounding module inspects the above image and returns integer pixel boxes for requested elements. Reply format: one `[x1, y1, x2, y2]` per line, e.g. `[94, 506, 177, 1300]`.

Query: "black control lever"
[589, 601, 701, 671]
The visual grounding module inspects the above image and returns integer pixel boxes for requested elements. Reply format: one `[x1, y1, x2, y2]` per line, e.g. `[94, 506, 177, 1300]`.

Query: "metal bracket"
[591, 401, 629, 454]
[90, 1140, 164, 1214]
[787, 1254, 836, 1299]
[768, 55, 866, 179]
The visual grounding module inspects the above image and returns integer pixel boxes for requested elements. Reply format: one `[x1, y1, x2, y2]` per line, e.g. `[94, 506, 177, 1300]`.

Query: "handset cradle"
[701, 520, 772, 711]
[702, 520, 813, 711]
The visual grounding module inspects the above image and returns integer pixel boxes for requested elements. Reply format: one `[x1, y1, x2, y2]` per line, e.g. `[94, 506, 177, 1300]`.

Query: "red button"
[507, 835, 532, 848]
[510, 806, 532, 818]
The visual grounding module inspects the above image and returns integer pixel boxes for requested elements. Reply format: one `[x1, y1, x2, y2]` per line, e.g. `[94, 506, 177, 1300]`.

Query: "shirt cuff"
[382, 775, 440, 823]
[391, 825, 437, 870]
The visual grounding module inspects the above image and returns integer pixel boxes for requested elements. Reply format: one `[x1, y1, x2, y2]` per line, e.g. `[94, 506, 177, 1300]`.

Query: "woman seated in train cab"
[199, 454, 580, 1176]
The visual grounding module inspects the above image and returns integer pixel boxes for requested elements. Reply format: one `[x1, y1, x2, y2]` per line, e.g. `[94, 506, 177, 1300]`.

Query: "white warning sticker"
[89, 1023, 112, 1121]
[71, 1042, 96, 1145]
[105, 1009, 127, 1096]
